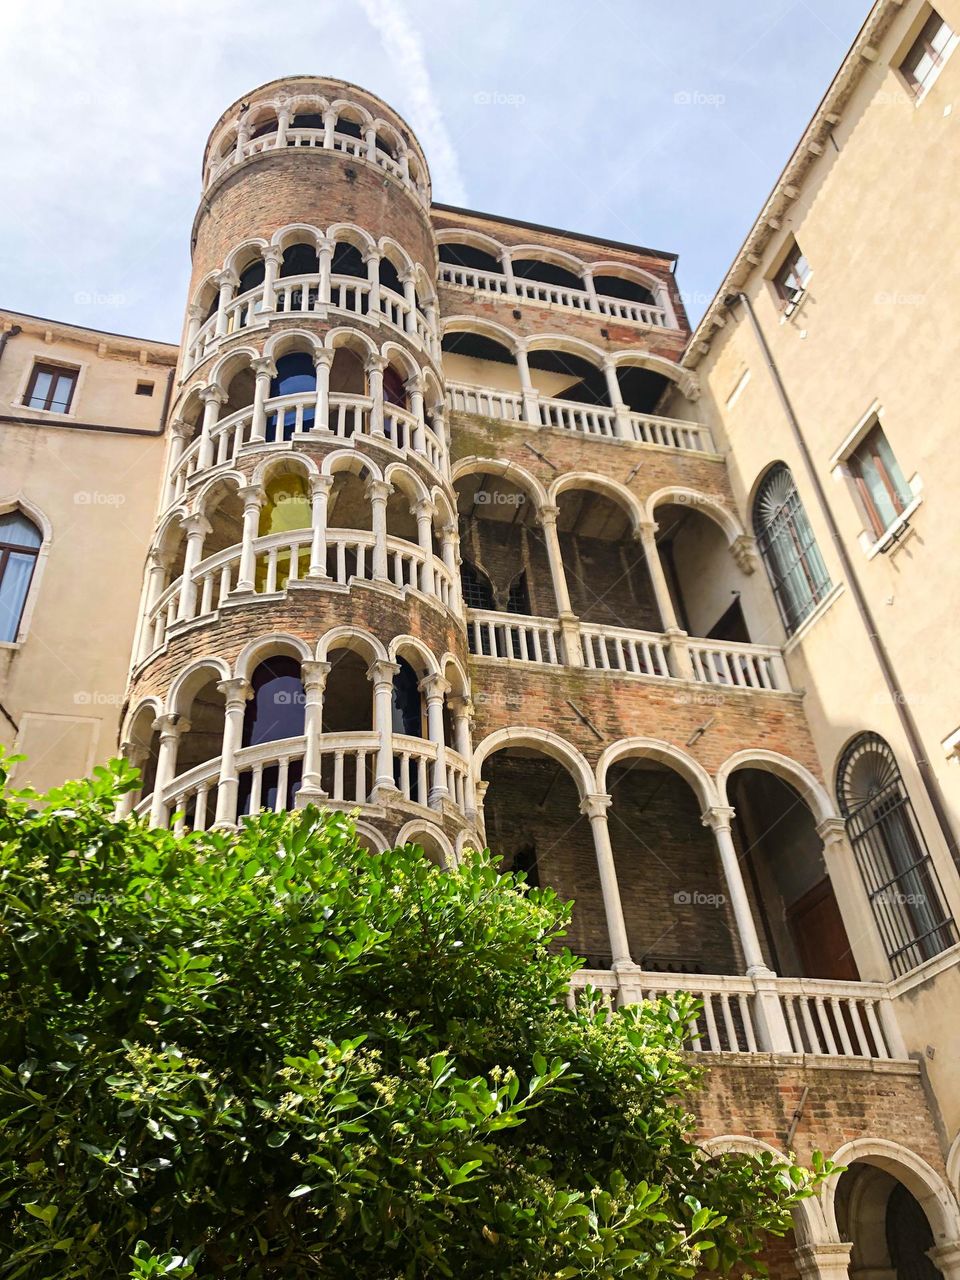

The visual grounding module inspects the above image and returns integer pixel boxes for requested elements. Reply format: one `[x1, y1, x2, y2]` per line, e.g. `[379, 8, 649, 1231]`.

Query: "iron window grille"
[837, 732, 958, 976]
[753, 464, 831, 634]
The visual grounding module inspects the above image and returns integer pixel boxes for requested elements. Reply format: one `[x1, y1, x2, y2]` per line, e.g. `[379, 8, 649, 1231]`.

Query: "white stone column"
[214, 270, 238, 339]
[308, 474, 333, 578]
[580, 793, 633, 969]
[234, 484, 265, 593]
[185, 303, 204, 358]
[317, 238, 334, 305]
[406, 374, 426, 453]
[366, 355, 386, 437]
[364, 249, 381, 316]
[313, 348, 333, 433]
[275, 106, 290, 148]
[115, 740, 147, 818]
[214, 678, 251, 828]
[701, 806, 772, 976]
[163, 420, 193, 509]
[233, 121, 250, 161]
[364, 123, 377, 161]
[428, 399, 450, 473]
[399, 148, 411, 181]
[177, 514, 211, 621]
[515, 343, 540, 424]
[400, 271, 418, 334]
[929, 1242, 960, 1280]
[603, 358, 631, 438]
[636, 522, 680, 632]
[137, 549, 172, 664]
[536, 504, 580, 664]
[297, 660, 332, 805]
[149, 714, 189, 828]
[448, 694, 477, 817]
[197, 386, 226, 471]
[250, 357, 275, 443]
[414, 499, 436, 597]
[499, 250, 517, 296]
[441, 523, 462, 614]
[582, 266, 600, 312]
[793, 1243, 853, 1280]
[368, 660, 401, 795]
[817, 818, 892, 981]
[420, 674, 451, 806]
[260, 245, 283, 313]
[322, 107, 336, 148]
[367, 479, 392, 581]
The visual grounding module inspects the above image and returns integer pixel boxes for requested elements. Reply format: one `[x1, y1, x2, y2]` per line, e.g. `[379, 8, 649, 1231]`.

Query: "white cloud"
[354, 0, 468, 205]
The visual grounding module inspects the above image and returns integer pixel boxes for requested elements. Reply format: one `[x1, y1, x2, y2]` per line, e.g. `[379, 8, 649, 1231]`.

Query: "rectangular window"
[773, 243, 810, 314]
[136, 380, 155, 397]
[24, 363, 78, 415]
[848, 424, 913, 538]
[900, 9, 958, 99]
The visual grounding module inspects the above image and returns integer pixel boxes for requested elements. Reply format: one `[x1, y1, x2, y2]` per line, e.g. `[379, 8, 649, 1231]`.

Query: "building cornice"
[0, 309, 179, 364]
[682, 0, 903, 369]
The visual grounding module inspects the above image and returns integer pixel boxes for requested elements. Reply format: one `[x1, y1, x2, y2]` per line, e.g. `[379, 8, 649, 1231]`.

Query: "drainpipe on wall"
[726, 290, 960, 874]
[0, 324, 23, 371]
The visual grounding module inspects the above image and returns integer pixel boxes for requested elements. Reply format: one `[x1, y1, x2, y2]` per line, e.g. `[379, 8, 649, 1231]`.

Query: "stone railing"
[144, 529, 453, 657]
[438, 264, 671, 329]
[185, 274, 437, 373]
[445, 380, 713, 453]
[135, 733, 472, 830]
[568, 970, 908, 1061]
[167, 391, 444, 505]
[206, 124, 429, 206]
[466, 611, 792, 693]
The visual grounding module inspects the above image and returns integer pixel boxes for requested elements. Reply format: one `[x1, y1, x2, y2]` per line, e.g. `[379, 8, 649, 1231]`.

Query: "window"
[460, 560, 495, 611]
[847, 423, 913, 539]
[753, 464, 831, 634]
[136, 381, 154, 397]
[900, 9, 958, 100]
[773, 243, 811, 314]
[837, 733, 958, 976]
[0, 510, 42, 643]
[24, 363, 77, 414]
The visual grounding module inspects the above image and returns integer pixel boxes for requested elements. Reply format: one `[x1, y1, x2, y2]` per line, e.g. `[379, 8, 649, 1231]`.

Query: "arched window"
[837, 733, 958, 976]
[460, 559, 494, 611]
[0, 510, 42, 643]
[237, 657, 305, 814]
[753, 463, 831, 634]
[268, 352, 317, 441]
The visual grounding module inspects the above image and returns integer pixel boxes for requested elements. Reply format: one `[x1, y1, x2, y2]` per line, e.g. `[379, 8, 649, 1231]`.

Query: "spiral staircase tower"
[122, 77, 475, 862]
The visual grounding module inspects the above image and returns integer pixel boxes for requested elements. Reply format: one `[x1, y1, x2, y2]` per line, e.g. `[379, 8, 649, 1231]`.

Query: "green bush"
[0, 754, 830, 1278]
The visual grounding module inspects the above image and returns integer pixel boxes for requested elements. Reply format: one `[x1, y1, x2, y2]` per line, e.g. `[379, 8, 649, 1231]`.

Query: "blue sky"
[0, 0, 870, 342]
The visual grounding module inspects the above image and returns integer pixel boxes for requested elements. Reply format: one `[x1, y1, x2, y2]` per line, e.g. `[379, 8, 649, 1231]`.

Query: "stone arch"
[440, 313, 519, 353]
[167, 656, 232, 717]
[435, 227, 506, 258]
[716, 749, 835, 825]
[323, 325, 378, 359]
[223, 237, 269, 278]
[550, 471, 644, 534]
[396, 819, 455, 869]
[429, 485, 456, 528]
[646, 486, 744, 545]
[325, 221, 377, 257]
[189, 270, 222, 312]
[330, 97, 374, 129]
[121, 695, 164, 746]
[0, 493, 52, 546]
[587, 259, 666, 297]
[286, 91, 331, 118]
[610, 349, 694, 392]
[440, 651, 470, 699]
[263, 328, 323, 363]
[250, 452, 319, 490]
[353, 819, 389, 853]
[208, 346, 260, 396]
[383, 461, 429, 505]
[320, 448, 382, 481]
[822, 1138, 960, 1246]
[524, 332, 604, 364]
[234, 633, 312, 682]
[472, 727, 595, 799]
[596, 738, 718, 811]
[507, 243, 585, 274]
[315, 625, 388, 665]
[268, 223, 323, 255]
[388, 634, 440, 678]
[372, 118, 404, 160]
[702, 1136, 828, 1245]
[377, 236, 415, 276]
[451, 456, 548, 511]
[190, 470, 245, 519]
[380, 339, 421, 381]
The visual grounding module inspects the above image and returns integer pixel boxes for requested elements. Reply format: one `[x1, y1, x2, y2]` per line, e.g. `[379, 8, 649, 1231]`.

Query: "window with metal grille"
[753, 464, 831, 634]
[837, 732, 957, 976]
[773, 242, 810, 314]
[505, 571, 530, 615]
[460, 559, 494, 610]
